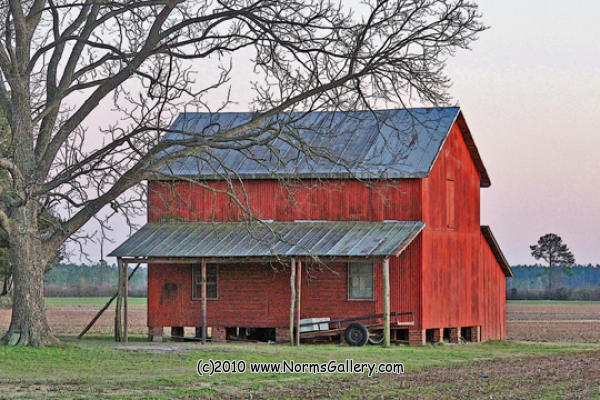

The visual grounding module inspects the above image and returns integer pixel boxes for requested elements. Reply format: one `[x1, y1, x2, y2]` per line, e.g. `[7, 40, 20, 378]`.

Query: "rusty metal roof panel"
[159, 108, 465, 181]
[108, 221, 425, 259]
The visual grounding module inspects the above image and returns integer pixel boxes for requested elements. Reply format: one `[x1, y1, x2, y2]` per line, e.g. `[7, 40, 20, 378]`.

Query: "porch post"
[295, 259, 302, 346]
[123, 259, 128, 342]
[383, 257, 391, 348]
[201, 259, 207, 344]
[289, 258, 296, 346]
[114, 257, 123, 342]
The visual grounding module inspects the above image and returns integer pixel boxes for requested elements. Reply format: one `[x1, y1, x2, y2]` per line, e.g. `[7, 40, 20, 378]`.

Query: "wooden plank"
[78, 263, 141, 339]
[300, 323, 397, 339]
[299, 311, 413, 327]
[296, 259, 301, 346]
[201, 259, 207, 344]
[122, 260, 128, 342]
[383, 257, 390, 347]
[300, 328, 345, 339]
[114, 258, 122, 342]
[289, 258, 296, 346]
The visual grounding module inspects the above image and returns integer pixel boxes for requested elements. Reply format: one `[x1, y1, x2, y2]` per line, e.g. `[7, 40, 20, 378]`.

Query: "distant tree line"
[24, 261, 600, 300]
[507, 264, 600, 301]
[44, 263, 147, 298]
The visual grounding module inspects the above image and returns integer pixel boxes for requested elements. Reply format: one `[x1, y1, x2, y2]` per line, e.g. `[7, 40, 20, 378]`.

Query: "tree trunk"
[1, 204, 56, 347]
[0, 272, 10, 297]
[548, 260, 553, 299]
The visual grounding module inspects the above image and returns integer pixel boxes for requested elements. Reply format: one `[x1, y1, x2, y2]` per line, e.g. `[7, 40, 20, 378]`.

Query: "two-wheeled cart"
[299, 311, 414, 346]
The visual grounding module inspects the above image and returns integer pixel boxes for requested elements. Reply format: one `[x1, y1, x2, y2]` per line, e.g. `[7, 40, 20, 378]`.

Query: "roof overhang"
[108, 220, 425, 260]
[481, 225, 512, 277]
[456, 111, 491, 188]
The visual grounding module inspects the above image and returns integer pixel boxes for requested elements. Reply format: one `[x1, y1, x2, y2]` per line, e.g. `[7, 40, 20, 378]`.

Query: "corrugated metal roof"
[108, 221, 425, 259]
[158, 107, 474, 181]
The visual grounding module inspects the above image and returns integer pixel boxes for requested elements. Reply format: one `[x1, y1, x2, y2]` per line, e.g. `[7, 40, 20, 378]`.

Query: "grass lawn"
[0, 336, 598, 399]
[44, 297, 147, 307]
[0, 299, 595, 397]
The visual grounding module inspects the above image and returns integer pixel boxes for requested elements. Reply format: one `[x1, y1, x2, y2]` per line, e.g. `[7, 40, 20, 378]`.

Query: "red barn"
[110, 107, 511, 345]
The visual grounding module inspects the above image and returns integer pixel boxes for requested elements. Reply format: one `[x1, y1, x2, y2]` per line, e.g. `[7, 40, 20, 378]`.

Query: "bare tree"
[0, 0, 485, 346]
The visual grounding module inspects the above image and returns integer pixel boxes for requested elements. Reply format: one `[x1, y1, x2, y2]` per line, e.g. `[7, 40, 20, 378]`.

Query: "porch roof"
[108, 220, 425, 259]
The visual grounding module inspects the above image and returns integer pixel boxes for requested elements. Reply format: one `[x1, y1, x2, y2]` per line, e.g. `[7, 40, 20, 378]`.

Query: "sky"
[78, 0, 600, 266]
[445, 0, 600, 265]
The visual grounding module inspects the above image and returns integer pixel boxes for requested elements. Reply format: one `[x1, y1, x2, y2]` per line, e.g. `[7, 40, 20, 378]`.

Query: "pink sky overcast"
[77, 0, 599, 266]
[446, 0, 600, 264]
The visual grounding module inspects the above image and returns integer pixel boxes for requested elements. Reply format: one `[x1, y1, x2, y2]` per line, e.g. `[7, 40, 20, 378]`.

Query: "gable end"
[456, 112, 491, 188]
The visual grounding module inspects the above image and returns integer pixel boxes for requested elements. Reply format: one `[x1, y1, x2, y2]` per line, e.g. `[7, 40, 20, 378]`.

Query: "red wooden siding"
[148, 179, 422, 223]
[420, 122, 483, 330]
[148, 244, 419, 328]
[479, 232, 507, 340]
[146, 119, 507, 340]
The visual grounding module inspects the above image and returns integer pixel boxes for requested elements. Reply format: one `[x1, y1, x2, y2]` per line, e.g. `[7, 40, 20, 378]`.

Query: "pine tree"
[530, 234, 576, 298]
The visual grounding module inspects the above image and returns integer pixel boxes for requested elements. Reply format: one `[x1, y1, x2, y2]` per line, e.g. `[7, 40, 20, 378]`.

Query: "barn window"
[192, 264, 218, 300]
[348, 262, 374, 300]
[446, 178, 456, 229]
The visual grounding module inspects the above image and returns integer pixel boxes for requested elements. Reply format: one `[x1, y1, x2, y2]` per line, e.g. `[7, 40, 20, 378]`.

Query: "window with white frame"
[348, 261, 374, 300]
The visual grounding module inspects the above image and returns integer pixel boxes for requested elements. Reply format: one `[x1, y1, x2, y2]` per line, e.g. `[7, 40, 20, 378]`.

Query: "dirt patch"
[507, 322, 600, 343]
[0, 303, 147, 336]
[508, 303, 600, 321]
[114, 343, 190, 352]
[506, 302, 600, 343]
[235, 350, 600, 399]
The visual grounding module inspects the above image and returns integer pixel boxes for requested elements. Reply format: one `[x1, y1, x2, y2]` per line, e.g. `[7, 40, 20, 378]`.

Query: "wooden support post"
[289, 258, 296, 346]
[295, 259, 302, 346]
[114, 258, 123, 342]
[79, 264, 141, 340]
[201, 259, 207, 345]
[122, 259, 128, 342]
[383, 257, 391, 348]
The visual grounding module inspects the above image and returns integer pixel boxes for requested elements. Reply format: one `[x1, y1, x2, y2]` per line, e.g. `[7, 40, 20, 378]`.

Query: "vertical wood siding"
[147, 255, 422, 328]
[148, 179, 422, 223]
[146, 120, 506, 338]
[420, 122, 505, 337]
[479, 232, 507, 340]
[147, 178, 424, 329]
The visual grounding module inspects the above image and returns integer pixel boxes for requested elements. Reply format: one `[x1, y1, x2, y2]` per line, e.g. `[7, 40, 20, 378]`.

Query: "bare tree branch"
[0, 0, 486, 346]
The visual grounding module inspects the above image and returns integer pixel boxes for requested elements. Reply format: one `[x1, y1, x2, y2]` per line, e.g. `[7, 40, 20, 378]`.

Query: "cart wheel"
[344, 323, 369, 346]
[368, 330, 384, 345]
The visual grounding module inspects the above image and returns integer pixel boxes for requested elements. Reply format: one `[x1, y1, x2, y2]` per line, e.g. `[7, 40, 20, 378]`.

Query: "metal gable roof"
[108, 221, 425, 259]
[156, 107, 490, 186]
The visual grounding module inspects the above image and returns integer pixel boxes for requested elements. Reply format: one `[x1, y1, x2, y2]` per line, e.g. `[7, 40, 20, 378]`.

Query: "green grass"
[507, 300, 600, 305]
[44, 297, 147, 307]
[0, 337, 598, 399]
